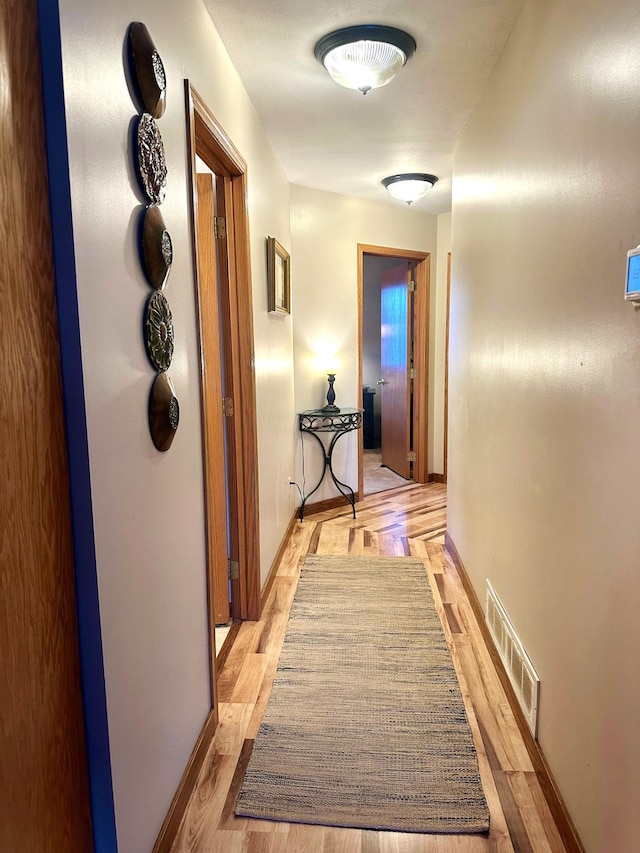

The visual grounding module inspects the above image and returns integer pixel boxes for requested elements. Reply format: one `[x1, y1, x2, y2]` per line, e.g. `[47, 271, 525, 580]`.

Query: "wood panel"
[169, 485, 581, 852]
[195, 171, 229, 632]
[380, 261, 411, 478]
[0, 0, 93, 848]
[186, 83, 261, 623]
[227, 171, 261, 621]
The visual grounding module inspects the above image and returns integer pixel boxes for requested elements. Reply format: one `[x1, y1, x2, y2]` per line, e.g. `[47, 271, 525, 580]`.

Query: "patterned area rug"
[236, 555, 490, 834]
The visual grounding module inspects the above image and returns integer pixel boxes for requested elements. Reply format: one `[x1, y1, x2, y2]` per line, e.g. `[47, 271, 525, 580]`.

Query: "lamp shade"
[382, 173, 439, 204]
[314, 26, 416, 95]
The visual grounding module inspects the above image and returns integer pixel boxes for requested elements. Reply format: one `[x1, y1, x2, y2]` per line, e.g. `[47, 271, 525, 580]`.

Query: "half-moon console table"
[297, 407, 363, 520]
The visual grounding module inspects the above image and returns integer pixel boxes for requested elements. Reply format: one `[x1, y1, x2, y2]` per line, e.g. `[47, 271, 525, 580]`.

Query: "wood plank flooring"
[170, 484, 567, 853]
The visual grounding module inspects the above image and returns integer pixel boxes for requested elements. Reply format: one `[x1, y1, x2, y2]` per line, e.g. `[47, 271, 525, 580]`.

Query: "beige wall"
[58, 0, 294, 849]
[449, 1, 640, 850]
[290, 185, 439, 500]
[432, 213, 451, 474]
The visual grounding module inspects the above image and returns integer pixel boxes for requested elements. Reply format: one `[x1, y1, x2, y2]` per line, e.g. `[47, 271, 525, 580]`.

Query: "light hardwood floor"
[171, 483, 569, 853]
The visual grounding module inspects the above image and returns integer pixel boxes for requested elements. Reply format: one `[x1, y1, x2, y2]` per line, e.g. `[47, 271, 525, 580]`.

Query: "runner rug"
[236, 554, 490, 834]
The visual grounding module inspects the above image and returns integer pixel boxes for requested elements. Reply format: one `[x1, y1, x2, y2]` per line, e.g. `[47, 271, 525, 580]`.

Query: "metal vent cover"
[485, 581, 540, 738]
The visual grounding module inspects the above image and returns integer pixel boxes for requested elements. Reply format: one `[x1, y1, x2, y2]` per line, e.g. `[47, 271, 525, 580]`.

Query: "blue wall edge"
[36, 1, 118, 849]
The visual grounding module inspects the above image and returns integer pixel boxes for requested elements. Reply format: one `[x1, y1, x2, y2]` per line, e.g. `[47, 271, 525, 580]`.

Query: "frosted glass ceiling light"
[314, 25, 416, 95]
[382, 173, 439, 204]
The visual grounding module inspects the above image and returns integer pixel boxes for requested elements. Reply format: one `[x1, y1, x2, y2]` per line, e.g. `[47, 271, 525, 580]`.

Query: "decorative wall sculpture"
[126, 22, 178, 451]
[149, 373, 180, 452]
[128, 22, 167, 119]
[141, 204, 173, 289]
[136, 113, 167, 204]
[144, 292, 174, 372]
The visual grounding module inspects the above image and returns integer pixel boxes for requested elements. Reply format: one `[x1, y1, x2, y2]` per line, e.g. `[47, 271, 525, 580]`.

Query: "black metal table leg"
[297, 407, 363, 521]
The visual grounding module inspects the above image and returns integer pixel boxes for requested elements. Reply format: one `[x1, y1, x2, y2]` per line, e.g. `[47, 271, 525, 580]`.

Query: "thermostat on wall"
[625, 245, 640, 303]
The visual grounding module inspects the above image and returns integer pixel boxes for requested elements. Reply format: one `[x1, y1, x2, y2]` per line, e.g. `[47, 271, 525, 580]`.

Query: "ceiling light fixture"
[382, 173, 439, 205]
[314, 25, 416, 95]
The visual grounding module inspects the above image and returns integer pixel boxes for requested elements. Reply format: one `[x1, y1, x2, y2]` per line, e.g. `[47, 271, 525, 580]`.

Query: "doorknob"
[377, 379, 387, 385]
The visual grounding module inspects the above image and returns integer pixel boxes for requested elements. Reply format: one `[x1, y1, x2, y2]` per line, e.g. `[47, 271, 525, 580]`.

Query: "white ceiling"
[203, 0, 525, 215]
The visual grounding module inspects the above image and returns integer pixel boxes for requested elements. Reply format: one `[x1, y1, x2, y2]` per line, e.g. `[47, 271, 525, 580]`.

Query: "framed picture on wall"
[267, 236, 290, 315]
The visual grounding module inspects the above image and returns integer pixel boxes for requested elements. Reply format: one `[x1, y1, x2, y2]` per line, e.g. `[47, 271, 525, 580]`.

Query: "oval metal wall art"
[128, 22, 167, 118]
[141, 205, 172, 289]
[149, 372, 179, 451]
[144, 291, 174, 372]
[137, 113, 167, 204]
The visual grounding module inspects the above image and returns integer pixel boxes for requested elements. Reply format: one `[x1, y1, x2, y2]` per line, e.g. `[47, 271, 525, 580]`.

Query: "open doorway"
[358, 244, 431, 498]
[185, 83, 261, 720]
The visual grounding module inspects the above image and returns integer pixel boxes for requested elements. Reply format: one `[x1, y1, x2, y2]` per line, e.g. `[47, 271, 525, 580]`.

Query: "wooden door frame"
[444, 252, 451, 482]
[357, 244, 431, 498]
[185, 83, 261, 644]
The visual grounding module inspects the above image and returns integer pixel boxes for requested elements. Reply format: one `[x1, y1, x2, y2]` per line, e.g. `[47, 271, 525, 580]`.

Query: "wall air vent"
[485, 581, 540, 738]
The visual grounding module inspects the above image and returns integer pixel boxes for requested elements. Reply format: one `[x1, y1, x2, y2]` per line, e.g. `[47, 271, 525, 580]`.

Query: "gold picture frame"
[267, 236, 290, 315]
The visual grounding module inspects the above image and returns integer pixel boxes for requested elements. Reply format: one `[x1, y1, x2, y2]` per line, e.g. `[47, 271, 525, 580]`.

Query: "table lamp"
[322, 372, 340, 414]
[313, 353, 341, 414]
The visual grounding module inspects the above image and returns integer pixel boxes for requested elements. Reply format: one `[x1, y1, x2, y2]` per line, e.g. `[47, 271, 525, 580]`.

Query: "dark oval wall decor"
[141, 205, 172, 289]
[144, 291, 174, 371]
[128, 22, 167, 118]
[137, 113, 167, 204]
[149, 372, 179, 451]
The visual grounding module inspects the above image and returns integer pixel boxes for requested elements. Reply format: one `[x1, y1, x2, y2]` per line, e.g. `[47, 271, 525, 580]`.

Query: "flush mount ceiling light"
[314, 25, 416, 95]
[382, 173, 439, 205]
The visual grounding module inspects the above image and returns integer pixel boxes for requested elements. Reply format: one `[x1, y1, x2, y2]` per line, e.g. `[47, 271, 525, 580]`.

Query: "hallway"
[171, 484, 570, 852]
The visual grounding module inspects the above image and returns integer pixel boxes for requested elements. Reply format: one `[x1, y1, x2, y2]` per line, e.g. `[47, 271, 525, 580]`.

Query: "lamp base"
[323, 372, 339, 413]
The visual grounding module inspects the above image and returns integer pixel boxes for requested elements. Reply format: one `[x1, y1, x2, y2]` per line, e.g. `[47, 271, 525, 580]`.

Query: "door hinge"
[214, 216, 226, 239]
[407, 451, 416, 462]
[408, 280, 416, 292]
[228, 559, 239, 580]
[222, 396, 234, 417]
[409, 367, 416, 379]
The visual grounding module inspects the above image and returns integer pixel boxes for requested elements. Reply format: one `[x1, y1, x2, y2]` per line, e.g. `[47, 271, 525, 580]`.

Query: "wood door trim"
[226, 174, 261, 620]
[357, 244, 430, 497]
[358, 243, 430, 261]
[444, 252, 451, 482]
[412, 254, 430, 484]
[185, 83, 261, 626]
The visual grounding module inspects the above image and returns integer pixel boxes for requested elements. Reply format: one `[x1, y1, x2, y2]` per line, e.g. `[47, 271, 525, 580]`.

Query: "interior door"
[380, 261, 411, 478]
[196, 171, 230, 635]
